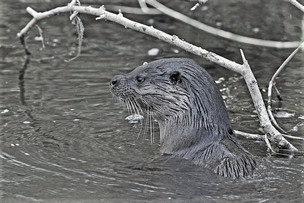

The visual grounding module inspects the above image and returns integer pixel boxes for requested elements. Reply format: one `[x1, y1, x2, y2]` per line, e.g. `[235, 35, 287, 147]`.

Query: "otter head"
[111, 58, 232, 154]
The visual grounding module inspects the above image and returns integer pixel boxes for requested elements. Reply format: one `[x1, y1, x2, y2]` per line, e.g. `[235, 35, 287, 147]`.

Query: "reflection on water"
[1, 0, 304, 202]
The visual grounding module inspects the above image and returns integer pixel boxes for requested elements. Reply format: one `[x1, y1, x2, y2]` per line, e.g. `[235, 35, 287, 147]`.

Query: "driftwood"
[17, 0, 303, 152]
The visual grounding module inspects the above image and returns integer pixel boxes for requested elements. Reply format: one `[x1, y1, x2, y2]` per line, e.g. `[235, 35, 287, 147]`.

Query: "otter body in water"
[110, 58, 256, 178]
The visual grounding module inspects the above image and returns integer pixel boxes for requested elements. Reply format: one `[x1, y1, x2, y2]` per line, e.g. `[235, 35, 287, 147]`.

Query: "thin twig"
[267, 108, 287, 133]
[267, 41, 304, 133]
[65, 15, 85, 62]
[264, 134, 276, 153]
[269, 41, 304, 84]
[68, 0, 79, 21]
[282, 133, 304, 141]
[273, 85, 283, 101]
[19, 35, 31, 56]
[190, 3, 200, 11]
[234, 130, 264, 140]
[190, 0, 208, 11]
[138, 0, 151, 14]
[35, 24, 45, 49]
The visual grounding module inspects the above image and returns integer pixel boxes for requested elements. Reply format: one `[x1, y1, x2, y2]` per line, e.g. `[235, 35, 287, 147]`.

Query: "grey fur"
[111, 58, 256, 178]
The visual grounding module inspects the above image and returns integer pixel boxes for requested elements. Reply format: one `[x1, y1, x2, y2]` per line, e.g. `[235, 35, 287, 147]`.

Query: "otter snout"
[110, 75, 124, 86]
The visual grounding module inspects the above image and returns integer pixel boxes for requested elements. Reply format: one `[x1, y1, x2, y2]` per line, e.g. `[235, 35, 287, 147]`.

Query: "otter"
[110, 58, 256, 178]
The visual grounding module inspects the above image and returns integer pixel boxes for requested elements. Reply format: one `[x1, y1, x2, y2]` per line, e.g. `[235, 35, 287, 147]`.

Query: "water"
[1, 0, 304, 202]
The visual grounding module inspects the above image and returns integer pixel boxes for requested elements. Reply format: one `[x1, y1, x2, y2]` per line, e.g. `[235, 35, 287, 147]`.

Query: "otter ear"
[170, 71, 181, 84]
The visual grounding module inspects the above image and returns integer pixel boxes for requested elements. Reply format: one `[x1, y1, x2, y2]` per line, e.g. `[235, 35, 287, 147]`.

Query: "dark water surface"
[1, 0, 304, 202]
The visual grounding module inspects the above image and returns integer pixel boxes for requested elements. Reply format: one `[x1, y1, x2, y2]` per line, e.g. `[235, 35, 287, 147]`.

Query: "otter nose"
[110, 75, 124, 86]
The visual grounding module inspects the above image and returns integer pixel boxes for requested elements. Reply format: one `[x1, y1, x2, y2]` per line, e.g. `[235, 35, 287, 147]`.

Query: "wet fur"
[111, 58, 256, 178]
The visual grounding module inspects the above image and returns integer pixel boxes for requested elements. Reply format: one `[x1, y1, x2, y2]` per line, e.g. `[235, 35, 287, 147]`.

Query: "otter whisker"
[149, 107, 155, 144]
[137, 109, 150, 141]
[131, 97, 142, 117]
[128, 97, 136, 115]
[125, 98, 132, 113]
[147, 105, 163, 120]
[136, 98, 149, 140]
[128, 97, 137, 115]
[136, 121, 145, 140]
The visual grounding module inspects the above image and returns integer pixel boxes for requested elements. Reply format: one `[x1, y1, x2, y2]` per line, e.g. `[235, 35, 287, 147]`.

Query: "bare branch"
[282, 133, 304, 141]
[288, 0, 304, 13]
[106, 5, 161, 15]
[17, 2, 298, 152]
[145, 0, 301, 48]
[19, 35, 31, 56]
[267, 108, 287, 133]
[65, 15, 85, 62]
[264, 134, 276, 153]
[270, 41, 304, 84]
[69, 0, 80, 21]
[267, 41, 304, 133]
[35, 24, 45, 49]
[234, 130, 264, 140]
[240, 49, 297, 151]
[138, 0, 151, 14]
[17, 4, 244, 74]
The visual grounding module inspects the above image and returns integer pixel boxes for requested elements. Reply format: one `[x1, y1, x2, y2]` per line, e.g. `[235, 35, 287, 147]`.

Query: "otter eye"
[136, 76, 145, 84]
[170, 71, 181, 84]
